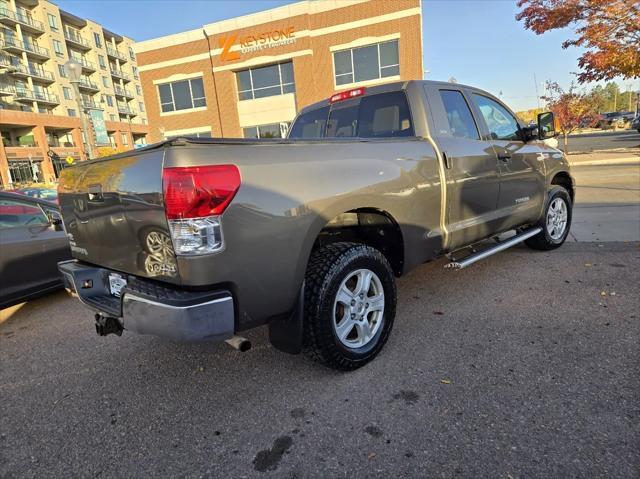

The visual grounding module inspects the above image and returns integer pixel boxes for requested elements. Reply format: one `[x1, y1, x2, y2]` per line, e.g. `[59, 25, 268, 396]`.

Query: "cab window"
[472, 94, 521, 141]
[289, 91, 414, 139]
[439, 90, 480, 140]
[0, 199, 48, 228]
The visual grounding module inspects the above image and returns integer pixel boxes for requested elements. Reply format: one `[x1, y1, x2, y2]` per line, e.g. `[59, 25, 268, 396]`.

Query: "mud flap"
[268, 282, 304, 354]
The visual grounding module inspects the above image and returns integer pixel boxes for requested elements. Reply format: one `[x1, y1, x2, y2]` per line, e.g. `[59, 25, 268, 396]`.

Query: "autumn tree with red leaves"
[543, 82, 600, 152]
[516, 0, 640, 83]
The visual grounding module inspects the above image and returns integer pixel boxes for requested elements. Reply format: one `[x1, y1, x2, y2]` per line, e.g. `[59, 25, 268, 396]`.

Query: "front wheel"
[525, 186, 573, 250]
[303, 242, 396, 371]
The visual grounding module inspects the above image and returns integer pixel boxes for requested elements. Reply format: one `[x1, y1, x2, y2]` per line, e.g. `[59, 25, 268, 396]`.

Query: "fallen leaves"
[440, 379, 452, 385]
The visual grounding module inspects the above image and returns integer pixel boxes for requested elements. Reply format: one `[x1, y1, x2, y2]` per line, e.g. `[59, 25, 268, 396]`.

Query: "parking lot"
[1, 164, 639, 478]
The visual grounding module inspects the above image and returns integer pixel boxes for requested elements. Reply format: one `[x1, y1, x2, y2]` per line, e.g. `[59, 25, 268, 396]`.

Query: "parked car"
[0, 191, 71, 309]
[632, 114, 640, 133]
[597, 111, 628, 129]
[16, 187, 59, 204]
[57, 80, 574, 370]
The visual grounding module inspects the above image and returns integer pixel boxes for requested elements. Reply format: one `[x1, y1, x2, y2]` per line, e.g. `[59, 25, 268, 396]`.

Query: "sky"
[54, 0, 638, 112]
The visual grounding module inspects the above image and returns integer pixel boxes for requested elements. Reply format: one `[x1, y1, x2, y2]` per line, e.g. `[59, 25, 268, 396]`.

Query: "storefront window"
[236, 62, 295, 101]
[333, 40, 399, 86]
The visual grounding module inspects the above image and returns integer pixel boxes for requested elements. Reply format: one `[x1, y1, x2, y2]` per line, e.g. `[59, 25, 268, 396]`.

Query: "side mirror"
[538, 112, 557, 139]
[48, 210, 63, 228]
[520, 125, 539, 142]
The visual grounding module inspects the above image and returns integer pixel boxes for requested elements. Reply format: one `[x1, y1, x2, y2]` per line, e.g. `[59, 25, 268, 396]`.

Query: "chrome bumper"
[58, 260, 235, 342]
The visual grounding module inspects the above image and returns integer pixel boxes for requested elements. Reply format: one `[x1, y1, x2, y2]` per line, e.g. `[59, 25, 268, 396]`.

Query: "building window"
[53, 39, 64, 56]
[98, 55, 106, 69]
[102, 76, 109, 87]
[135, 84, 142, 96]
[243, 123, 287, 139]
[110, 114, 116, 121]
[158, 77, 206, 113]
[58, 64, 67, 78]
[63, 87, 72, 100]
[67, 108, 77, 117]
[333, 40, 399, 86]
[48, 14, 58, 30]
[106, 95, 113, 107]
[165, 130, 211, 139]
[121, 133, 129, 145]
[138, 101, 145, 112]
[142, 118, 146, 125]
[129, 47, 135, 61]
[132, 66, 139, 79]
[93, 32, 102, 48]
[236, 62, 294, 101]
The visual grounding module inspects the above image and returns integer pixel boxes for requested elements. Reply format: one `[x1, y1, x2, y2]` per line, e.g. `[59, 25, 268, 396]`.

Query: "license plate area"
[108, 273, 127, 297]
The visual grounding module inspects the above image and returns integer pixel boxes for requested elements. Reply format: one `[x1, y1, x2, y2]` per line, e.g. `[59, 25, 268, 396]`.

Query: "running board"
[445, 227, 542, 270]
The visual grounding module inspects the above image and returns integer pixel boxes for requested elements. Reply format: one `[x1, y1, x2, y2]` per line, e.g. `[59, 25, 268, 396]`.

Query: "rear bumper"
[58, 260, 235, 342]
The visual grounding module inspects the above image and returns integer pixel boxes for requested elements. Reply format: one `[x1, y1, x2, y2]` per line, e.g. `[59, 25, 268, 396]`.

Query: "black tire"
[525, 186, 572, 250]
[303, 242, 396, 371]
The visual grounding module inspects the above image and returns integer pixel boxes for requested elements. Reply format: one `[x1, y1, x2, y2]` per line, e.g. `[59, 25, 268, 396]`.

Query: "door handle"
[497, 154, 511, 161]
[442, 151, 452, 169]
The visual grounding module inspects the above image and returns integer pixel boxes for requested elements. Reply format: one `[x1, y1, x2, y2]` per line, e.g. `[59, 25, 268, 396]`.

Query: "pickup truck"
[57, 80, 574, 370]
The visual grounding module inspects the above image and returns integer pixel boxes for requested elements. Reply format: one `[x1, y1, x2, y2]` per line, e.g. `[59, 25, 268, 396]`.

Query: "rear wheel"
[525, 186, 572, 250]
[303, 242, 396, 371]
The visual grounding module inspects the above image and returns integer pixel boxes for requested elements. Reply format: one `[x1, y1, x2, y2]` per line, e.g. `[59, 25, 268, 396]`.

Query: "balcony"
[110, 68, 130, 82]
[1, 37, 49, 60]
[0, 54, 19, 72]
[114, 85, 133, 99]
[117, 105, 137, 117]
[0, 8, 45, 34]
[0, 83, 15, 96]
[73, 57, 96, 73]
[82, 99, 100, 110]
[64, 30, 91, 51]
[106, 45, 127, 63]
[14, 88, 60, 105]
[77, 77, 99, 92]
[11, 64, 55, 83]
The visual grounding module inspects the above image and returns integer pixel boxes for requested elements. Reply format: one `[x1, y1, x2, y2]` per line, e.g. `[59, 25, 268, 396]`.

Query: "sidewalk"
[566, 148, 640, 166]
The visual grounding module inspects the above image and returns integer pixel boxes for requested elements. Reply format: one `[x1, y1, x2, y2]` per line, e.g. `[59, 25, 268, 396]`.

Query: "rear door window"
[439, 90, 480, 140]
[289, 91, 414, 139]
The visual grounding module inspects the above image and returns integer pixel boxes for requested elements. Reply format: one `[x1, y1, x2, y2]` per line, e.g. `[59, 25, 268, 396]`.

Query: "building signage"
[88, 109, 110, 146]
[219, 26, 296, 62]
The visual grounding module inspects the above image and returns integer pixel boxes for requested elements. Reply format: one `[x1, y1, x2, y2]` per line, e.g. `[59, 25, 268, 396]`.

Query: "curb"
[568, 157, 640, 166]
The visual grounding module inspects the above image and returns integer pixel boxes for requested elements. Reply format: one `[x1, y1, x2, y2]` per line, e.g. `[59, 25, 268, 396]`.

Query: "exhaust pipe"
[225, 335, 251, 352]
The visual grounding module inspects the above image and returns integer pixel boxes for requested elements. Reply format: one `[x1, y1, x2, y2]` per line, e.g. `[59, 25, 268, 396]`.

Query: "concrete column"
[33, 125, 54, 182]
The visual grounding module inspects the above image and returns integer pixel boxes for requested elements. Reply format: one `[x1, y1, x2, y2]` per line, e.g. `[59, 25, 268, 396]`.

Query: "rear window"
[289, 91, 414, 139]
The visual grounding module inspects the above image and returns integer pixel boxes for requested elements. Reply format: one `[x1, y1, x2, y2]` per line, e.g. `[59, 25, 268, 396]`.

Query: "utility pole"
[65, 59, 95, 160]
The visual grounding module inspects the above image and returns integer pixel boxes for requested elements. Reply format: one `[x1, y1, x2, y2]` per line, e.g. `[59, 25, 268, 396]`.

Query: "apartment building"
[0, 0, 150, 186]
[135, 0, 423, 141]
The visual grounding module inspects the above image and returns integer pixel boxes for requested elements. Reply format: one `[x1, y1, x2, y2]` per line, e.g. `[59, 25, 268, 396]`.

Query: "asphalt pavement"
[1, 166, 639, 478]
[561, 129, 640, 153]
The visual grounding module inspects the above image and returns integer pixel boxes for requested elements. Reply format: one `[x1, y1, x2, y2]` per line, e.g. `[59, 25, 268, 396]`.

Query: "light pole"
[64, 59, 95, 160]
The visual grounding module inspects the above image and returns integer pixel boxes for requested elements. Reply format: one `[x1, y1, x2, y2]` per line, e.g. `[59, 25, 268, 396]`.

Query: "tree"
[516, 0, 640, 83]
[542, 81, 600, 152]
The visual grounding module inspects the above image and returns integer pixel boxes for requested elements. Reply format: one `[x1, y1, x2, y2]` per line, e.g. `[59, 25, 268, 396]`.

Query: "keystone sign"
[219, 26, 296, 62]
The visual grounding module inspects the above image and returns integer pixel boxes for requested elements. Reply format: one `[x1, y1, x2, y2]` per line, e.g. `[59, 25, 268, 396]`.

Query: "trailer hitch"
[95, 314, 124, 336]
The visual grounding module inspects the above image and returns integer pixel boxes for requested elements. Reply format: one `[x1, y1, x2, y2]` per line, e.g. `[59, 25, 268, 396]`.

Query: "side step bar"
[445, 227, 542, 270]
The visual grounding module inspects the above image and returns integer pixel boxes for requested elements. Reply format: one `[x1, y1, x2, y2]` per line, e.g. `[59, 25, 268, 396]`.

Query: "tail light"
[162, 165, 240, 255]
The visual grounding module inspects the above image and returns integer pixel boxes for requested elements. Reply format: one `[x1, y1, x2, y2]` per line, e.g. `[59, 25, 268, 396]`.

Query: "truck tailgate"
[57, 148, 180, 283]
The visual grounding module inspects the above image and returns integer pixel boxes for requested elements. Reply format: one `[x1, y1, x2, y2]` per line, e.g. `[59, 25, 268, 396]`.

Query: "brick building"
[0, 0, 150, 187]
[135, 0, 423, 141]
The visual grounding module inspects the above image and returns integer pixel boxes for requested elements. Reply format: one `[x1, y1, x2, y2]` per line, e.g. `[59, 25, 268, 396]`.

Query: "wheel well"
[313, 209, 404, 276]
[551, 172, 574, 202]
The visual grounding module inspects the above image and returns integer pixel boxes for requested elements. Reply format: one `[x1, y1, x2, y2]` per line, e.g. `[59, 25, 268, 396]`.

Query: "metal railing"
[13, 64, 54, 81]
[78, 77, 99, 90]
[117, 105, 136, 116]
[14, 88, 59, 103]
[82, 99, 99, 109]
[0, 82, 15, 94]
[0, 8, 45, 32]
[114, 85, 133, 98]
[106, 45, 126, 61]
[110, 68, 130, 81]
[2, 37, 50, 57]
[74, 57, 96, 71]
[64, 31, 90, 48]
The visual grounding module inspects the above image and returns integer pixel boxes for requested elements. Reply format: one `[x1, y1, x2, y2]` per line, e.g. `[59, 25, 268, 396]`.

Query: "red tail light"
[329, 87, 366, 103]
[162, 165, 241, 219]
